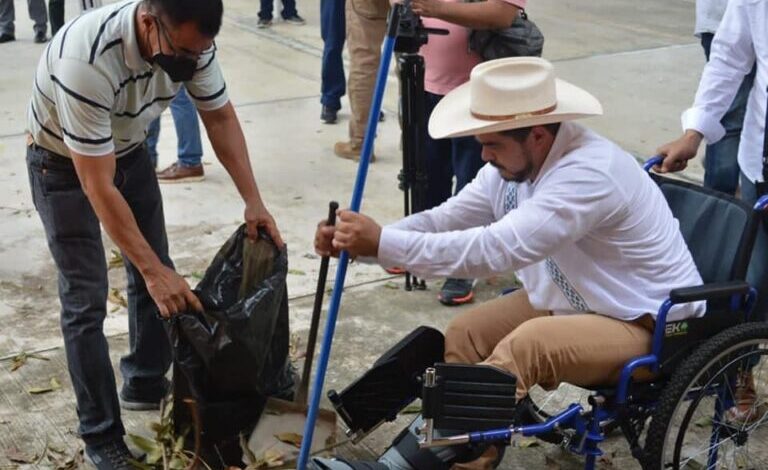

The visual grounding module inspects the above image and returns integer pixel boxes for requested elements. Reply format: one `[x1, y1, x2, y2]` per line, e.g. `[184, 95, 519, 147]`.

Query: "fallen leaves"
[241, 435, 286, 469]
[107, 249, 124, 270]
[9, 351, 49, 372]
[288, 269, 306, 276]
[128, 398, 208, 469]
[6, 446, 38, 464]
[28, 377, 61, 395]
[44, 445, 83, 470]
[274, 432, 303, 448]
[383, 281, 400, 290]
[517, 437, 540, 448]
[108, 288, 128, 308]
[400, 403, 421, 415]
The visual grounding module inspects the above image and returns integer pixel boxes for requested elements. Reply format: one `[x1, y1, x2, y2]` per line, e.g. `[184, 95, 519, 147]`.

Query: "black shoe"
[257, 18, 272, 28]
[438, 278, 475, 306]
[119, 377, 170, 411]
[379, 110, 385, 122]
[283, 14, 306, 25]
[321, 105, 338, 124]
[85, 440, 134, 470]
[0, 33, 15, 43]
[33, 31, 48, 43]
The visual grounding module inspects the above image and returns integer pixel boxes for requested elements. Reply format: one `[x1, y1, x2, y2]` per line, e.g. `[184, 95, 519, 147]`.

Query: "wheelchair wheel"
[644, 322, 768, 470]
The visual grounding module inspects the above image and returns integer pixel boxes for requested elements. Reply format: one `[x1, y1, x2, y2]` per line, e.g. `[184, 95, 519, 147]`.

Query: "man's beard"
[491, 148, 534, 183]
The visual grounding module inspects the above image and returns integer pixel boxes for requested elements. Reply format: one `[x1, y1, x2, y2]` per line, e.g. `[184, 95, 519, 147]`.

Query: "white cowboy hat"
[428, 57, 603, 139]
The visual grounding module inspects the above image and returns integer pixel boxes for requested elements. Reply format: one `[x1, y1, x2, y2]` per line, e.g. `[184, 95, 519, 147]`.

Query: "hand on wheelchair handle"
[655, 130, 703, 174]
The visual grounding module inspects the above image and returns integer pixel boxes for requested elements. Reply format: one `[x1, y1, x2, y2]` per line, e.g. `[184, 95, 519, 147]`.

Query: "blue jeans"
[27, 143, 172, 446]
[321, 0, 346, 110]
[423, 91, 485, 210]
[146, 88, 203, 168]
[258, 0, 297, 20]
[700, 33, 755, 196]
[740, 173, 768, 321]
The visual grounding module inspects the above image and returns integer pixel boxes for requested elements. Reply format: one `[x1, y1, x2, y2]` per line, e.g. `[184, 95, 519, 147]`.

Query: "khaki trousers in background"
[446, 290, 654, 470]
[345, 0, 389, 146]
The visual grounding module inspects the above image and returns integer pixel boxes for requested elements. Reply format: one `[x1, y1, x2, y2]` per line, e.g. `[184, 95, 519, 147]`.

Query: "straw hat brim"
[428, 78, 603, 139]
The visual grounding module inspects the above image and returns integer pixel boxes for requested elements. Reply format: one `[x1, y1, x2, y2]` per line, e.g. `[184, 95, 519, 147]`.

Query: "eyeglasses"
[150, 14, 216, 60]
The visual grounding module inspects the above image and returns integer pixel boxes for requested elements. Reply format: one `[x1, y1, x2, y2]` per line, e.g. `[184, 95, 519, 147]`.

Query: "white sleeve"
[681, 0, 756, 144]
[378, 163, 621, 279]
[186, 44, 229, 111]
[386, 164, 496, 233]
[51, 58, 115, 156]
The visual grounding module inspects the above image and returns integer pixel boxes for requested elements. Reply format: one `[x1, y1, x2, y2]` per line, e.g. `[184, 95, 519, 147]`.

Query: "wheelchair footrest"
[423, 363, 518, 431]
[328, 326, 445, 438]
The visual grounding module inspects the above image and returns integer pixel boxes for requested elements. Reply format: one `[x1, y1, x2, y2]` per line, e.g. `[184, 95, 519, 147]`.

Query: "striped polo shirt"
[27, 0, 228, 158]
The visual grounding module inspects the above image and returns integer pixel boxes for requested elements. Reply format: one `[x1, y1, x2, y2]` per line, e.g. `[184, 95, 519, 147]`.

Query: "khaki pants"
[446, 289, 655, 470]
[345, 0, 389, 146]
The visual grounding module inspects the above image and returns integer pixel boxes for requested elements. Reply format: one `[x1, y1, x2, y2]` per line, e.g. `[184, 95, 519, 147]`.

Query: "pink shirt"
[421, 0, 527, 95]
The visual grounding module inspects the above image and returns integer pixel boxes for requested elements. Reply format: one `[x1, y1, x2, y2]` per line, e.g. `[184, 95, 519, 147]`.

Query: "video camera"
[393, 0, 447, 54]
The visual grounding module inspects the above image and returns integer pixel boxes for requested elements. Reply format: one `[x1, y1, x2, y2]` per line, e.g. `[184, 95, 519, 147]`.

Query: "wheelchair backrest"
[653, 174, 758, 283]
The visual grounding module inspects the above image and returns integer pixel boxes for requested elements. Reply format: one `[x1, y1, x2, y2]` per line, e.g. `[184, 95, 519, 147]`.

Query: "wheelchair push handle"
[643, 155, 664, 173]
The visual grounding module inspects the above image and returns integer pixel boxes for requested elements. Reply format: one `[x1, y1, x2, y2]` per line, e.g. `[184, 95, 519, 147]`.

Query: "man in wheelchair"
[311, 58, 763, 470]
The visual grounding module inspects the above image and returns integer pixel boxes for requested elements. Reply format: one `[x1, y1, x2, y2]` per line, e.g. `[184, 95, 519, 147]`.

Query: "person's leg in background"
[335, 0, 388, 161]
[700, 32, 753, 195]
[48, 0, 63, 36]
[320, 0, 346, 124]
[280, 0, 305, 23]
[156, 88, 205, 183]
[258, 0, 274, 28]
[145, 117, 161, 169]
[0, 0, 16, 42]
[740, 174, 768, 321]
[27, 0, 48, 42]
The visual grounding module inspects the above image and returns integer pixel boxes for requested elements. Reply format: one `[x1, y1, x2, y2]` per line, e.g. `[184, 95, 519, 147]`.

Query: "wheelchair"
[324, 157, 768, 470]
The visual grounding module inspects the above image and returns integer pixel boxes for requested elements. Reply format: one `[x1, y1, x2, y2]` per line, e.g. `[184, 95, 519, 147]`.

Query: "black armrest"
[669, 280, 750, 304]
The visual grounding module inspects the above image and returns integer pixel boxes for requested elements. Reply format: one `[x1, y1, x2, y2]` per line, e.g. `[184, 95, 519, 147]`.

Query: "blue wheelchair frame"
[420, 156, 768, 470]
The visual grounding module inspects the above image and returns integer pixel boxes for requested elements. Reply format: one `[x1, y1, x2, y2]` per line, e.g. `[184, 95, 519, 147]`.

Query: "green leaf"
[128, 434, 159, 455]
[174, 436, 185, 453]
[517, 437, 539, 448]
[288, 269, 306, 276]
[383, 282, 400, 290]
[694, 416, 713, 428]
[400, 403, 421, 415]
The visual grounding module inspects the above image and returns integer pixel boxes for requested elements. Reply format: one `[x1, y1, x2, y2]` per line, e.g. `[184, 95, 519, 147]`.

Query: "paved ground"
[0, 0, 709, 468]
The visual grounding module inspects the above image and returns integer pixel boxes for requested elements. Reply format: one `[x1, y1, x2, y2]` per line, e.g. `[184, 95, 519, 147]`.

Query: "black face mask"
[150, 17, 198, 82]
[152, 53, 197, 82]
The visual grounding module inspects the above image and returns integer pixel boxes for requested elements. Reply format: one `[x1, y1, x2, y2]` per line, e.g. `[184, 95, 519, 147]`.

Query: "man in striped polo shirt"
[25, 0, 282, 467]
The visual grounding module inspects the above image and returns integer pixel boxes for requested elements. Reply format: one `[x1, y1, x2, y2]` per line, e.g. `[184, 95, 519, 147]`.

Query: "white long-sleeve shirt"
[695, 0, 728, 36]
[378, 122, 705, 322]
[682, 0, 767, 184]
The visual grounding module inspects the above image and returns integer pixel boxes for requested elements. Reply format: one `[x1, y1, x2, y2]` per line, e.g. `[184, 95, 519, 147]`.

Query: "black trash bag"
[170, 225, 297, 463]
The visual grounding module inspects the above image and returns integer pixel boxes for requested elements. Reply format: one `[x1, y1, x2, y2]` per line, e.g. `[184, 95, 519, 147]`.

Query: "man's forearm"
[85, 184, 164, 276]
[201, 102, 263, 206]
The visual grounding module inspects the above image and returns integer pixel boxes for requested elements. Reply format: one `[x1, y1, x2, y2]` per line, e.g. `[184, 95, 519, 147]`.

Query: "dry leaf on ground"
[108, 288, 128, 308]
[6, 447, 38, 464]
[10, 351, 49, 372]
[28, 377, 61, 395]
[108, 249, 124, 270]
[274, 432, 303, 448]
